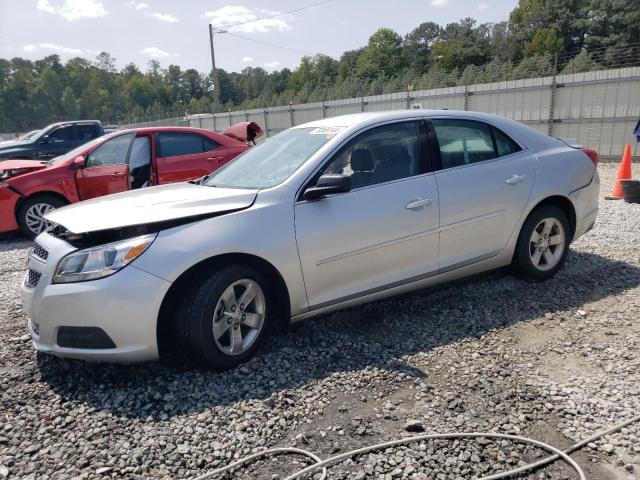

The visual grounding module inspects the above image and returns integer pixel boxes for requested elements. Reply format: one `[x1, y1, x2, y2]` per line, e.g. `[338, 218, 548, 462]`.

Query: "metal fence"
[124, 66, 640, 161]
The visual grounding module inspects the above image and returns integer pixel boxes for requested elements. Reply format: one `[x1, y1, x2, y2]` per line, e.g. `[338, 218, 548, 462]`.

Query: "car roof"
[294, 110, 510, 129]
[294, 110, 558, 151]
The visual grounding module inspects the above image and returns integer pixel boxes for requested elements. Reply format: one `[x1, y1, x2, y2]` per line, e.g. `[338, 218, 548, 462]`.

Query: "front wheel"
[180, 266, 271, 369]
[513, 205, 570, 281]
[17, 195, 66, 239]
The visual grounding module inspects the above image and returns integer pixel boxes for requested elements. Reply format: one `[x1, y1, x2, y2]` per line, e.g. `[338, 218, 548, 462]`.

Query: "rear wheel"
[514, 205, 570, 280]
[180, 265, 271, 369]
[17, 195, 66, 239]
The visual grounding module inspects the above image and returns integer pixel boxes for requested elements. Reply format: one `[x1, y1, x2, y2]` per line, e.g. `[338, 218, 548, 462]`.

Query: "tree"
[356, 28, 405, 79]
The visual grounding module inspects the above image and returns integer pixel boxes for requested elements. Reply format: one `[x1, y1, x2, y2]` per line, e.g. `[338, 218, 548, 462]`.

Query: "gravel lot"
[1, 162, 639, 480]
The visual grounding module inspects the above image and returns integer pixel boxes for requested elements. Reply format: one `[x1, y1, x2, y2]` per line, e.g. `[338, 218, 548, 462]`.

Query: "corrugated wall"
[177, 66, 638, 159]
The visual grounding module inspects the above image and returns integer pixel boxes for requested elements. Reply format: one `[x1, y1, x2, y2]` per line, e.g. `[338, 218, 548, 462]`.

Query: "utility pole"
[209, 24, 220, 108]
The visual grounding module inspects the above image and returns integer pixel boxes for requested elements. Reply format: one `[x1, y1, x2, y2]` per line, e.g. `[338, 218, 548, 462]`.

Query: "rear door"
[75, 123, 103, 146]
[75, 133, 135, 200]
[430, 118, 537, 270]
[155, 131, 229, 184]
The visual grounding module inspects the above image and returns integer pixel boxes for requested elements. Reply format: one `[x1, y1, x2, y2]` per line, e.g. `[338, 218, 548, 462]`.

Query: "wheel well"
[156, 253, 291, 357]
[15, 191, 70, 217]
[529, 195, 576, 240]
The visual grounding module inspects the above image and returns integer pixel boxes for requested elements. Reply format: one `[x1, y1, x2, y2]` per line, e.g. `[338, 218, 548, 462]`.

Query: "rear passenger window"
[492, 127, 522, 157]
[432, 119, 496, 169]
[204, 137, 220, 151]
[77, 124, 101, 142]
[157, 132, 205, 157]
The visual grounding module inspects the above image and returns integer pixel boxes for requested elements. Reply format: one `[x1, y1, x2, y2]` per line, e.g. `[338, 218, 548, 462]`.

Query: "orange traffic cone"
[605, 144, 633, 200]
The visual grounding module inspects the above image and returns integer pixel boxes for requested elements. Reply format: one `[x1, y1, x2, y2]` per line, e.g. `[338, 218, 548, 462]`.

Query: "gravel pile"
[1, 163, 639, 480]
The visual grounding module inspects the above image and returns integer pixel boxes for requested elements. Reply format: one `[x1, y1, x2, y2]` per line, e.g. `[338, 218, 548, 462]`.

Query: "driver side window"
[86, 133, 135, 167]
[319, 121, 422, 189]
[49, 126, 74, 143]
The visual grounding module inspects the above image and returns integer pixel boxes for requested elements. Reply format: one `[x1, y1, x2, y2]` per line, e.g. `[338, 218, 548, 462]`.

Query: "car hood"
[44, 182, 258, 234]
[0, 159, 48, 179]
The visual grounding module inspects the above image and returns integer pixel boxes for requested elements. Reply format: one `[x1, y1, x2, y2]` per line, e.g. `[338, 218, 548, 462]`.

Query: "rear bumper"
[0, 185, 20, 232]
[570, 169, 600, 241]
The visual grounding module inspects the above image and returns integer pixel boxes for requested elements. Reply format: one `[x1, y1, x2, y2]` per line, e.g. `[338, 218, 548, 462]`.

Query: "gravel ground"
[1, 162, 639, 480]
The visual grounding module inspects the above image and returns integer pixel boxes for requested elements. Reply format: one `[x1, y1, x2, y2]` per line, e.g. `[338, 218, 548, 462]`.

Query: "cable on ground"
[193, 413, 640, 480]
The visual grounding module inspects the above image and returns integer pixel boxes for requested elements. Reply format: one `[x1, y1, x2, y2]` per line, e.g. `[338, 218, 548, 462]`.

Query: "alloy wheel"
[25, 203, 55, 235]
[529, 217, 565, 271]
[212, 279, 266, 356]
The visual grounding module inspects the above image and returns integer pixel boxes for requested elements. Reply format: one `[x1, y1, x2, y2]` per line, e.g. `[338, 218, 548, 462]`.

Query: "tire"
[180, 265, 271, 369]
[513, 205, 571, 281]
[17, 195, 67, 239]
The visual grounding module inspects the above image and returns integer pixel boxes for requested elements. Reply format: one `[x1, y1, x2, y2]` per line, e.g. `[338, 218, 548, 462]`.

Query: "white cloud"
[204, 6, 290, 33]
[23, 42, 87, 55]
[37, 0, 108, 21]
[430, 0, 449, 6]
[150, 12, 179, 23]
[478, 2, 489, 10]
[140, 46, 177, 59]
[135, 2, 148, 10]
[262, 61, 281, 70]
[242, 56, 254, 63]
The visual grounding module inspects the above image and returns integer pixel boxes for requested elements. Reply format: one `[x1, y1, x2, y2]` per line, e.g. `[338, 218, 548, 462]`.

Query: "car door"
[294, 120, 440, 309]
[37, 125, 76, 159]
[155, 131, 228, 184]
[75, 133, 135, 200]
[430, 118, 537, 271]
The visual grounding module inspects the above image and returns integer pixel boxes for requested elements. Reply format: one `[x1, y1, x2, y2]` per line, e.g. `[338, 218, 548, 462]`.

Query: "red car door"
[155, 131, 229, 184]
[75, 133, 135, 200]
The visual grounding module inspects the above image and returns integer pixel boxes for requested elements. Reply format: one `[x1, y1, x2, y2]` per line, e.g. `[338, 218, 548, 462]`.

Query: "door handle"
[505, 174, 527, 185]
[207, 156, 224, 161]
[111, 172, 125, 177]
[405, 198, 432, 209]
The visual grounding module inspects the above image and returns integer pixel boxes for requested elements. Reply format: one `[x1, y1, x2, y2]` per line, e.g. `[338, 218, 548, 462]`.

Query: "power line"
[224, 31, 320, 56]
[215, 0, 334, 30]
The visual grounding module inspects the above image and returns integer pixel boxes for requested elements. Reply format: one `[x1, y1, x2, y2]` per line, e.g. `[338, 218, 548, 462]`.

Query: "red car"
[0, 123, 262, 238]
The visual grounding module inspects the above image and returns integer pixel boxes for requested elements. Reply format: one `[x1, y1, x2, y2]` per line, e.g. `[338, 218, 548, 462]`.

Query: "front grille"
[31, 244, 49, 261]
[25, 269, 41, 288]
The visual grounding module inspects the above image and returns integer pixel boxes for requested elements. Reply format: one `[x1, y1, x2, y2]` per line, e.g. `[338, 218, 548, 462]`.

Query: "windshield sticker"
[309, 126, 345, 136]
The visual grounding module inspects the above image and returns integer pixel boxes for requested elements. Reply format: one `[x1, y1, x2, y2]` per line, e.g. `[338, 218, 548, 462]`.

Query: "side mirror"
[303, 174, 351, 200]
[39, 135, 50, 144]
[72, 155, 86, 169]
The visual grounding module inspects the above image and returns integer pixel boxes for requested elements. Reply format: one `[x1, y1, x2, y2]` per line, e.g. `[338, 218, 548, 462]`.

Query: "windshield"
[203, 127, 333, 189]
[48, 135, 111, 165]
[20, 130, 41, 141]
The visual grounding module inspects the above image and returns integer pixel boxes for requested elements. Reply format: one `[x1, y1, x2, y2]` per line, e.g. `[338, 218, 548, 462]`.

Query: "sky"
[0, 0, 519, 74]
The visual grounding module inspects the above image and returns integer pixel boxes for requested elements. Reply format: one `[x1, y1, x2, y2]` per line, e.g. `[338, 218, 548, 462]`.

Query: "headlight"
[53, 234, 157, 284]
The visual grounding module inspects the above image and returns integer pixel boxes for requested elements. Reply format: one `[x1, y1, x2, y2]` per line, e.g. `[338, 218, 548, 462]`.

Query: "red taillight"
[580, 148, 598, 167]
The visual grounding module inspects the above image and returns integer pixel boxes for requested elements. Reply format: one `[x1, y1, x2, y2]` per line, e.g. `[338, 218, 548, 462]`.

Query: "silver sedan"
[22, 111, 599, 369]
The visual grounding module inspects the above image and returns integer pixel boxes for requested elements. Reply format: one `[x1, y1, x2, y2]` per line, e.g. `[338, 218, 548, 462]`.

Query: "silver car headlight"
[53, 234, 157, 284]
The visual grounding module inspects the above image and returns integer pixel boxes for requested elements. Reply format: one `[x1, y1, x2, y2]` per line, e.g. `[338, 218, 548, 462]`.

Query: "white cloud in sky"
[478, 2, 489, 10]
[262, 61, 281, 70]
[204, 6, 291, 33]
[242, 56, 254, 63]
[23, 42, 88, 55]
[135, 2, 148, 10]
[140, 46, 177, 58]
[430, 0, 449, 6]
[150, 12, 179, 23]
[37, 0, 108, 21]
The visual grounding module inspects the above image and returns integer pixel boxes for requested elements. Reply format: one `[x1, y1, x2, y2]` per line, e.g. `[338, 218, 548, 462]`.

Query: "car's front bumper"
[0, 184, 20, 233]
[21, 232, 171, 362]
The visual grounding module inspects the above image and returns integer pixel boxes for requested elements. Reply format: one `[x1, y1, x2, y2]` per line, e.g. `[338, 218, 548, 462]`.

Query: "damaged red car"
[0, 123, 262, 238]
